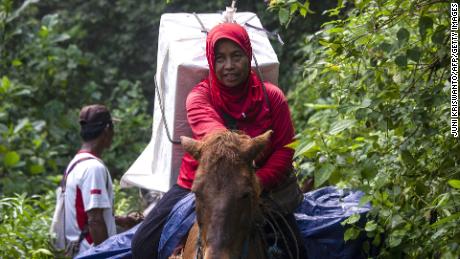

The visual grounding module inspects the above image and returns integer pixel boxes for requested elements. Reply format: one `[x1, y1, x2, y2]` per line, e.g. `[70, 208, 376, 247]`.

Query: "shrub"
[272, 0, 459, 257]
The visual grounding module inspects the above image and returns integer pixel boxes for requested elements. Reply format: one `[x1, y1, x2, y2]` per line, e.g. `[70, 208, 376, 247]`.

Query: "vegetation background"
[0, 0, 457, 258]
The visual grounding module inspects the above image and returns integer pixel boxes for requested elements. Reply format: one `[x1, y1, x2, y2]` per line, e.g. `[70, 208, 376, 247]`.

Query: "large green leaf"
[448, 179, 460, 189]
[314, 163, 335, 187]
[4, 152, 20, 167]
[407, 47, 421, 62]
[294, 141, 319, 158]
[278, 8, 289, 25]
[344, 227, 360, 241]
[396, 28, 410, 43]
[29, 164, 44, 175]
[431, 25, 447, 45]
[0, 76, 11, 94]
[365, 220, 377, 232]
[395, 55, 407, 67]
[419, 16, 433, 39]
[342, 213, 361, 225]
[329, 119, 355, 135]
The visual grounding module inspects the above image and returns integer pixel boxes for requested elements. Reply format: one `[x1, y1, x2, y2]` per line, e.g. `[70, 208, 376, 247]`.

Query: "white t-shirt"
[63, 152, 117, 253]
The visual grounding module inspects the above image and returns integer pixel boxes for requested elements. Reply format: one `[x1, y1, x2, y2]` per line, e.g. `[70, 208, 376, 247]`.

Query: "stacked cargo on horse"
[120, 12, 279, 195]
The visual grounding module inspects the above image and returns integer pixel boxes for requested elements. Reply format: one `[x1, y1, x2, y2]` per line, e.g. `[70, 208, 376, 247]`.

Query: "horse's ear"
[243, 130, 273, 160]
[181, 136, 202, 160]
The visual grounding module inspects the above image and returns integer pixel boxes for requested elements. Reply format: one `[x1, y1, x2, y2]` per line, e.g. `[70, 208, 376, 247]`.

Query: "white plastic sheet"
[121, 12, 279, 192]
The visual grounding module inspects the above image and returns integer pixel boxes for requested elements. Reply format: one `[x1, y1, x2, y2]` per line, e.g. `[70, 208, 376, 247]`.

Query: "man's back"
[64, 152, 116, 253]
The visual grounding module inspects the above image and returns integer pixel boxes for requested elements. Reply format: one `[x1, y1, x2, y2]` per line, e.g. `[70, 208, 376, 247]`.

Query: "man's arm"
[115, 213, 143, 229]
[87, 208, 108, 245]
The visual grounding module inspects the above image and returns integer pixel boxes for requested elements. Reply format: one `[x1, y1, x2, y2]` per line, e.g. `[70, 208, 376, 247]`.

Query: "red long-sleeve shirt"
[177, 81, 295, 190]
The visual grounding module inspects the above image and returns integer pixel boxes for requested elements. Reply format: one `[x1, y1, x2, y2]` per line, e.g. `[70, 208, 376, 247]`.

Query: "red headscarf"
[205, 23, 264, 121]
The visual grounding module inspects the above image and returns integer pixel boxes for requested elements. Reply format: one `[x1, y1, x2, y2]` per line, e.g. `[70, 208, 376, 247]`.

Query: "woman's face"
[214, 39, 250, 88]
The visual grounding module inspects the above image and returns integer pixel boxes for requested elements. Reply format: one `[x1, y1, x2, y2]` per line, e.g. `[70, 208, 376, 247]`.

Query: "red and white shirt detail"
[64, 152, 116, 253]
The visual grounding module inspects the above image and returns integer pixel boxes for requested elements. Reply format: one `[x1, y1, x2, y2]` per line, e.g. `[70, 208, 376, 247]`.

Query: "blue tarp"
[294, 186, 371, 259]
[75, 224, 139, 259]
[157, 193, 196, 259]
[76, 186, 371, 259]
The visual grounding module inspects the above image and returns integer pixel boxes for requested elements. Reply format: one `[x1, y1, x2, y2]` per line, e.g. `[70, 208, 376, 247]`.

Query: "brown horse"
[178, 130, 273, 259]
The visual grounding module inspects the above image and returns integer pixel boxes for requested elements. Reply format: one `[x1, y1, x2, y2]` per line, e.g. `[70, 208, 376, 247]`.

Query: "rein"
[261, 200, 300, 259]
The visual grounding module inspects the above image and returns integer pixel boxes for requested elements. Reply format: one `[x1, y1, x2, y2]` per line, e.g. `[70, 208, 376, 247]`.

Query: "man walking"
[63, 104, 118, 254]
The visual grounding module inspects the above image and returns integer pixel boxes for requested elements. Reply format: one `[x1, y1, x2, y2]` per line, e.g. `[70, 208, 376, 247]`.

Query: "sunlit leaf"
[300, 7, 307, 17]
[31, 120, 46, 131]
[304, 103, 338, 109]
[38, 26, 49, 38]
[285, 140, 299, 149]
[14, 119, 30, 134]
[431, 212, 460, 228]
[4, 152, 20, 167]
[329, 119, 355, 135]
[365, 220, 377, 232]
[342, 213, 361, 225]
[29, 164, 44, 175]
[12, 59, 22, 67]
[448, 179, 460, 189]
[344, 227, 360, 241]
[294, 141, 319, 158]
[31, 248, 53, 256]
[51, 33, 71, 43]
[290, 3, 298, 14]
[1, 76, 11, 93]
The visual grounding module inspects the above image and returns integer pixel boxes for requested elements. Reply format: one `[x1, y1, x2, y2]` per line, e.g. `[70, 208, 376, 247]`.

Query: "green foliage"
[273, 0, 459, 257]
[0, 0, 281, 255]
[0, 0, 284, 195]
[267, 0, 314, 25]
[113, 179, 143, 214]
[0, 193, 54, 258]
[5, 0, 457, 257]
[0, 0, 154, 194]
[0, 185, 139, 258]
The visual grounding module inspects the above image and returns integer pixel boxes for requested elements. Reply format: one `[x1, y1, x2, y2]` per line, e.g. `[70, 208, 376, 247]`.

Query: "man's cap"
[79, 104, 119, 126]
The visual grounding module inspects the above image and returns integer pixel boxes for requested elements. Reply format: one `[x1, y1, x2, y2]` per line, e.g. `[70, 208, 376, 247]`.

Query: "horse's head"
[181, 130, 272, 259]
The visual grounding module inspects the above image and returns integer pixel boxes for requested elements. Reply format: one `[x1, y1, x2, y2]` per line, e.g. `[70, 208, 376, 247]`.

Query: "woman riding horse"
[131, 22, 307, 259]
